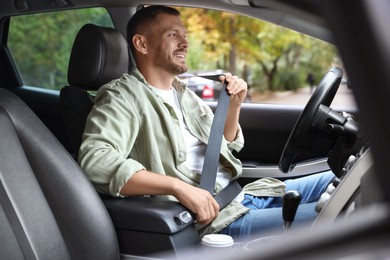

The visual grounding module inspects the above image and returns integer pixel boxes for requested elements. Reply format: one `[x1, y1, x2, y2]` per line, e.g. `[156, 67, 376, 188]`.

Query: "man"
[78, 5, 335, 240]
[307, 72, 315, 93]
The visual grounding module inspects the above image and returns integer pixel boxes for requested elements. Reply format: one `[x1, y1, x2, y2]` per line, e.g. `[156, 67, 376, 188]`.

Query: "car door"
[208, 94, 357, 184]
[178, 6, 358, 181]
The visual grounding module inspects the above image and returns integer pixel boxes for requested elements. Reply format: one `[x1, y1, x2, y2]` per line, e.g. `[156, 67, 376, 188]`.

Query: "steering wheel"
[279, 67, 343, 173]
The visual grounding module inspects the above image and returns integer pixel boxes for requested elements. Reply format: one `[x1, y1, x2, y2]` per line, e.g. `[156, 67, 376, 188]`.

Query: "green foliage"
[179, 7, 339, 92]
[7, 6, 338, 93]
[275, 68, 302, 91]
[7, 8, 113, 90]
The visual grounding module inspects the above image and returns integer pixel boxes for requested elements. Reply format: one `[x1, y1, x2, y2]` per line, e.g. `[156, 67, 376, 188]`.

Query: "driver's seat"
[59, 23, 199, 257]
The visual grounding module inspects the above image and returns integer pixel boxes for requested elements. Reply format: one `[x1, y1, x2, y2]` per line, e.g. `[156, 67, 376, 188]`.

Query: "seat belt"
[198, 75, 242, 209]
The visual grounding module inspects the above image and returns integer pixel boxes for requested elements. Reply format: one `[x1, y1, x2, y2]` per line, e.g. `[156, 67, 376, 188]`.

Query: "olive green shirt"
[79, 68, 285, 235]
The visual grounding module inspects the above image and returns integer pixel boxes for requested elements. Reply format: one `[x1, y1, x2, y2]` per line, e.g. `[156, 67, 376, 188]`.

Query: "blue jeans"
[219, 171, 335, 241]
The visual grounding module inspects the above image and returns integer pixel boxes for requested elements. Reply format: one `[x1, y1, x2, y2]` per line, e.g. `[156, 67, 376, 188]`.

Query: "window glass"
[177, 7, 355, 107]
[7, 8, 113, 90]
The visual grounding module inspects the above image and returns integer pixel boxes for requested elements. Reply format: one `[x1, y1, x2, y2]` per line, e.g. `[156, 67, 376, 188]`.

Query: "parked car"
[0, 0, 389, 259]
[186, 76, 222, 101]
[185, 75, 251, 102]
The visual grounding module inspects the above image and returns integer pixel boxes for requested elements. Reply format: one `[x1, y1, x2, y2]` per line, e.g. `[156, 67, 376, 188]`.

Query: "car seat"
[60, 23, 129, 159]
[0, 88, 119, 259]
[59, 24, 199, 257]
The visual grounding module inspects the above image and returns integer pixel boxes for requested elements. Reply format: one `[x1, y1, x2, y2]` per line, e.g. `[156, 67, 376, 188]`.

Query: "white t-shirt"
[150, 86, 232, 189]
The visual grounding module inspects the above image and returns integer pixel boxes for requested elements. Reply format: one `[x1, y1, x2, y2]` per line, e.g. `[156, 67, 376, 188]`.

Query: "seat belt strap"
[213, 180, 242, 209]
[199, 74, 230, 193]
[197, 75, 242, 209]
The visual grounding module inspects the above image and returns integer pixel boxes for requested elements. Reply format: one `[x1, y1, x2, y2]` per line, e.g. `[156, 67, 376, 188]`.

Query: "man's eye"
[168, 33, 177, 38]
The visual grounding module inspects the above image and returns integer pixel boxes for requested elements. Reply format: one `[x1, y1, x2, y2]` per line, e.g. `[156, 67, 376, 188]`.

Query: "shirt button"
[179, 152, 184, 158]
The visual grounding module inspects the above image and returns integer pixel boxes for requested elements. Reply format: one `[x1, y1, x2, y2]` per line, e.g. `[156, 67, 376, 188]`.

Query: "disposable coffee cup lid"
[201, 234, 234, 248]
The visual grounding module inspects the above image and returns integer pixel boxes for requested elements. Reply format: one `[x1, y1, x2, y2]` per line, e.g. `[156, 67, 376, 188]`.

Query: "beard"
[154, 47, 188, 75]
[155, 61, 188, 75]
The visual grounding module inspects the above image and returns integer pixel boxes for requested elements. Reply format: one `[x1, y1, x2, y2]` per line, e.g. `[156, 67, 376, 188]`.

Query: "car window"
[178, 7, 356, 107]
[7, 8, 113, 90]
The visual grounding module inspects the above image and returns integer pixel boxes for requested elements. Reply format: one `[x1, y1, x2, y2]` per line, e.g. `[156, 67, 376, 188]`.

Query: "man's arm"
[220, 73, 248, 142]
[120, 170, 220, 225]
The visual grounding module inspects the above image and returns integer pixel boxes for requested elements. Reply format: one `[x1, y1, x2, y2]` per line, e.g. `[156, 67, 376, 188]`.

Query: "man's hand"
[173, 180, 220, 225]
[219, 73, 248, 105]
[219, 72, 247, 141]
[121, 170, 219, 225]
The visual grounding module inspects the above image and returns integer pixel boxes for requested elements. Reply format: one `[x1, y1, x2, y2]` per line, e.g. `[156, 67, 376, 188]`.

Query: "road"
[250, 83, 357, 109]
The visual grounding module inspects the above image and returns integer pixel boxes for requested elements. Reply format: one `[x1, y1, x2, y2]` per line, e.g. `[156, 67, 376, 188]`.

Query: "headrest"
[67, 24, 129, 90]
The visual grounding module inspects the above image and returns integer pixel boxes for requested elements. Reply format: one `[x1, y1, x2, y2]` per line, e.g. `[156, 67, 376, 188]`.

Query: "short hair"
[126, 5, 181, 54]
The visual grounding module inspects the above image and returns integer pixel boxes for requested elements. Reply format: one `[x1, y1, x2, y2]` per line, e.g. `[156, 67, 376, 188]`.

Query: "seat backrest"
[0, 88, 119, 259]
[60, 23, 129, 157]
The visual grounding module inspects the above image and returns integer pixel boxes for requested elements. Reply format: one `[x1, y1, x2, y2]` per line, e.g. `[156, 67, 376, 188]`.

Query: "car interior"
[1, 0, 390, 259]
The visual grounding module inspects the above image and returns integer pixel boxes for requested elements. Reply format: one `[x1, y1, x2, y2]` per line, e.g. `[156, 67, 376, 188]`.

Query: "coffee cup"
[201, 234, 234, 254]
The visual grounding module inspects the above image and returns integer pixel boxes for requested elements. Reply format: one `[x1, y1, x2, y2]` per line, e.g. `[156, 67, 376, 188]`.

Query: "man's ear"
[132, 34, 148, 55]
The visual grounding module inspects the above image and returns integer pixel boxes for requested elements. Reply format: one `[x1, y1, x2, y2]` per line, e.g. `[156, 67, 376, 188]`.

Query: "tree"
[179, 7, 337, 91]
[7, 8, 112, 90]
[7, 6, 336, 92]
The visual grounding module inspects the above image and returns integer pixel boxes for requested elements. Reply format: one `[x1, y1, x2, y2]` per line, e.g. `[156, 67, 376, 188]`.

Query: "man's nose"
[179, 35, 188, 49]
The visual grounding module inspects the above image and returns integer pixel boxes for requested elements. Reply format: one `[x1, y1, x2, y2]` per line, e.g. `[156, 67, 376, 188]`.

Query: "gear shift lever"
[282, 190, 302, 230]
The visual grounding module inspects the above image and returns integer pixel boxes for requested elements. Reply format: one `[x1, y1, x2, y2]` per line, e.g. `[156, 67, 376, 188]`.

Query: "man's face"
[147, 13, 189, 75]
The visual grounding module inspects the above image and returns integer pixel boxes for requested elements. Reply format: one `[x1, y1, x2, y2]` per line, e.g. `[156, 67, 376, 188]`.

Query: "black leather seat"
[60, 23, 129, 158]
[59, 24, 199, 257]
[0, 88, 119, 259]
